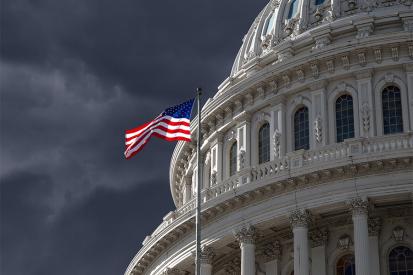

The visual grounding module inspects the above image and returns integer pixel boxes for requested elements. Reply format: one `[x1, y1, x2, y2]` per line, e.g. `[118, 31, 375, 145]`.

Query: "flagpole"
[195, 87, 202, 275]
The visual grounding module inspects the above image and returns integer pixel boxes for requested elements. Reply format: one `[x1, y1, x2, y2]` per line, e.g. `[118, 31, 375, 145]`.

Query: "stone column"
[368, 217, 381, 275]
[309, 228, 328, 275]
[289, 209, 311, 275]
[183, 175, 192, 204]
[262, 241, 282, 275]
[234, 225, 257, 275]
[348, 197, 370, 275]
[199, 246, 215, 275]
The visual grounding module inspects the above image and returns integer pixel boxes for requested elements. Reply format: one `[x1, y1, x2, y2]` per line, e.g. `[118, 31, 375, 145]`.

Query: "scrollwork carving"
[314, 116, 323, 143]
[273, 129, 282, 159]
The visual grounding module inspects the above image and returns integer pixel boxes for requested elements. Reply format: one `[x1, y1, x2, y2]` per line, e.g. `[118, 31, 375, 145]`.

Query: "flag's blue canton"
[162, 99, 195, 119]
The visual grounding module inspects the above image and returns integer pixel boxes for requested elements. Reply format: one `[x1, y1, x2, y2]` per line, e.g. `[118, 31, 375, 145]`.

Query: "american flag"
[124, 99, 195, 159]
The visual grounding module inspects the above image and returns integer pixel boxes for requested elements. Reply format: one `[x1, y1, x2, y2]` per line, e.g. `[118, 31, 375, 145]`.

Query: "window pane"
[259, 123, 270, 164]
[265, 12, 277, 35]
[315, 0, 325, 5]
[229, 142, 237, 176]
[336, 95, 355, 143]
[288, 0, 299, 19]
[294, 107, 309, 150]
[382, 86, 403, 134]
[389, 246, 413, 274]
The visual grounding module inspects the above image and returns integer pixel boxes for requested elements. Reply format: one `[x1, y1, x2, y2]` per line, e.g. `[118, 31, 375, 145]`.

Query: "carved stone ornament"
[311, 63, 319, 78]
[361, 102, 371, 133]
[358, 52, 367, 66]
[391, 46, 399, 61]
[162, 268, 188, 275]
[261, 34, 273, 49]
[341, 55, 350, 70]
[283, 74, 291, 87]
[238, 149, 246, 169]
[326, 59, 335, 73]
[271, 0, 281, 8]
[226, 130, 236, 142]
[374, 48, 382, 63]
[262, 241, 282, 261]
[310, 228, 329, 247]
[313, 115, 323, 143]
[314, 8, 323, 21]
[347, 197, 368, 216]
[385, 72, 394, 83]
[273, 129, 282, 158]
[199, 246, 216, 264]
[392, 226, 405, 241]
[348, 0, 357, 9]
[269, 80, 278, 94]
[289, 209, 312, 228]
[337, 234, 352, 250]
[210, 171, 217, 185]
[313, 35, 331, 50]
[234, 225, 257, 245]
[284, 18, 297, 36]
[224, 257, 241, 275]
[368, 217, 381, 236]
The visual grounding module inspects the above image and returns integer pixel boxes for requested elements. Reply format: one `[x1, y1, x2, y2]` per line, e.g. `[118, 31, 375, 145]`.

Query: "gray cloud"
[0, 0, 268, 274]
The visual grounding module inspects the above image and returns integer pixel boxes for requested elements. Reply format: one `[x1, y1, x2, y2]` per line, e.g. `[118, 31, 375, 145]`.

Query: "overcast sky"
[0, 1, 268, 274]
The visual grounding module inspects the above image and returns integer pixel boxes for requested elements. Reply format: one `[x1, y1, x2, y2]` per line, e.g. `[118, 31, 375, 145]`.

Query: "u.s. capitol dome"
[125, 0, 413, 274]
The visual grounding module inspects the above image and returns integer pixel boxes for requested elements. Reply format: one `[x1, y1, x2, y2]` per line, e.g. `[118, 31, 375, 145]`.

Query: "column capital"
[199, 245, 216, 265]
[309, 227, 328, 247]
[368, 217, 382, 236]
[234, 225, 257, 245]
[289, 209, 311, 228]
[347, 197, 368, 216]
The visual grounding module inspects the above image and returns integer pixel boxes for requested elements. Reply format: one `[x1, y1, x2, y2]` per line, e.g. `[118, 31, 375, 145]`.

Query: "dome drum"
[127, 1, 413, 274]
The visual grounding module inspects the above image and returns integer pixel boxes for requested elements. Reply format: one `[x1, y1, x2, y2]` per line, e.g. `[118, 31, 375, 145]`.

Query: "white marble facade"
[125, 0, 413, 274]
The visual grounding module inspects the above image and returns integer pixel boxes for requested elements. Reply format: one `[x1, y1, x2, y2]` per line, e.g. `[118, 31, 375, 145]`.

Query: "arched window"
[382, 86, 403, 135]
[336, 94, 355, 143]
[258, 123, 270, 164]
[229, 142, 237, 177]
[264, 11, 277, 35]
[288, 0, 299, 19]
[388, 246, 413, 275]
[336, 254, 356, 275]
[294, 107, 309, 150]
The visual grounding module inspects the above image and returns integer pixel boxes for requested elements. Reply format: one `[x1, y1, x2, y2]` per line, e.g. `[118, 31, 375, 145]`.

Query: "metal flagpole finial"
[197, 87, 202, 96]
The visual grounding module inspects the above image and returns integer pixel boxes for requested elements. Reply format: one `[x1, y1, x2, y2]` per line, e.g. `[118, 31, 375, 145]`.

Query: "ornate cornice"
[234, 225, 257, 245]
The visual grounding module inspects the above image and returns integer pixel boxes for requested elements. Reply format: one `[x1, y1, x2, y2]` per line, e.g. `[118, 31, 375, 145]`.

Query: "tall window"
[294, 107, 309, 150]
[264, 11, 277, 35]
[382, 86, 403, 135]
[229, 142, 237, 177]
[288, 0, 299, 19]
[336, 254, 356, 275]
[336, 95, 355, 143]
[389, 246, 413, 275]
[258, 123, 270, 164]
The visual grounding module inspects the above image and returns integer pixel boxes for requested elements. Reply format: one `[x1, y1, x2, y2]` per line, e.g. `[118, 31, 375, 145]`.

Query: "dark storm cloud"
[1, 0, 268, 274]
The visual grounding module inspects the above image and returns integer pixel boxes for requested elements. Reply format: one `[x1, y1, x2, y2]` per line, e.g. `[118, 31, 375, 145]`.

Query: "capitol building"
[125, 0, 413, 274]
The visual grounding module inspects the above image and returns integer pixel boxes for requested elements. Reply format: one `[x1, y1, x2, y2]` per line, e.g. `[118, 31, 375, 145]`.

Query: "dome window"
[336, 95, 355, 143]
[287, 0, 299, 19]
[315, 0, 325, 5]
[229, 142, 237, 177]
[382, 85, 403, 135]
[294, 107, 309, 150]
[258, 123, 270, 164]
[264, 11, 277, 36]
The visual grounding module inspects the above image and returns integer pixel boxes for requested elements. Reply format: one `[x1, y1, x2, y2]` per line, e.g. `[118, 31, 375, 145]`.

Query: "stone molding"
[289, 209, 312, 228]
[234, 225, 257, 245]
